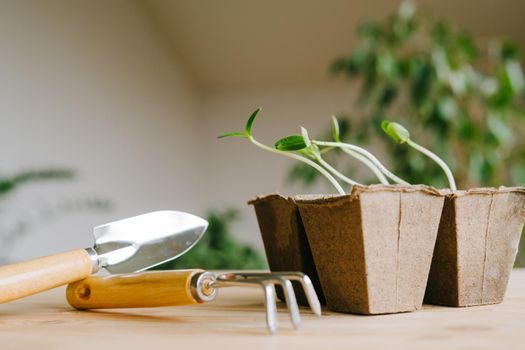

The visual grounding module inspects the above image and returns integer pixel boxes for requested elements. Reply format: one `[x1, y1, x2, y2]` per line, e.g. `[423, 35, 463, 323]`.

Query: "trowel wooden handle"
[66, 269, 205, 309]
[0, 249, 94, 304]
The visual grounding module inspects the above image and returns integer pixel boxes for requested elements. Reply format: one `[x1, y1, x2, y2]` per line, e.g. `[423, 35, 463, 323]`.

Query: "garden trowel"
[0, 210, 208, 304]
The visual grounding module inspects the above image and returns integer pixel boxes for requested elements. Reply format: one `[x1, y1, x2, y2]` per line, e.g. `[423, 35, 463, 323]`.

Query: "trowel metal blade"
[93, 210, 208, 274]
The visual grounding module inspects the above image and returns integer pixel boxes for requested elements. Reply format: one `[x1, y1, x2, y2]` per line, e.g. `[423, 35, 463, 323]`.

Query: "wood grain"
[0, 249, 93, 304]
[66, 269, 202, 309]
[0, 269, 524, 350]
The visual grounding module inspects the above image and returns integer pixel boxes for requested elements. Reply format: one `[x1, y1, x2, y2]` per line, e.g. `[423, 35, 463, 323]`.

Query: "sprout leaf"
[217, 131, 245, 139]
[245, 107, 262, 136]
[331, 116, 341, 142]
[274, 135, 307, 151]
[301, 127, 312, 147]
[381, 120, 410, 144]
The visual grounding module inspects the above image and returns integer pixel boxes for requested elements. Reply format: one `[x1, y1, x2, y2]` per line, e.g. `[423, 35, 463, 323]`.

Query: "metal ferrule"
[84, 247, 100, 274]
[190, 271, 218, 303]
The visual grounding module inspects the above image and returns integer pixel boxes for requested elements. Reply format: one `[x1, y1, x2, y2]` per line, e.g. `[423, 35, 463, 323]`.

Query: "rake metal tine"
[214, 274, 279, 334]
[278, 273, 322, 317]
[273, 277, 301, 329]
[261, 281, 279, 335]
[234, 272, 322, 316]
[247, 277, 300, 331]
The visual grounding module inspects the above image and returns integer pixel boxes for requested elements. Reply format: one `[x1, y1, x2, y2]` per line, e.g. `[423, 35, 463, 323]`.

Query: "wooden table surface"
[1, 269, 524, 350]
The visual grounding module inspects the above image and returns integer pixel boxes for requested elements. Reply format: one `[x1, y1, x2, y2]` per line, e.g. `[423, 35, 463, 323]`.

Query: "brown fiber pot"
[424, 187, 525, 307]
[295, 185, 445, 314]
[248, 194, 326, 305]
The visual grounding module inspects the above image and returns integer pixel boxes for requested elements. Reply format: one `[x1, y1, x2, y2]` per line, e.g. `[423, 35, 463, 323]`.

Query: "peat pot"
[249, 194, 325, 305]
[425, 187, 525, 307]
[295, 185, 444, 314]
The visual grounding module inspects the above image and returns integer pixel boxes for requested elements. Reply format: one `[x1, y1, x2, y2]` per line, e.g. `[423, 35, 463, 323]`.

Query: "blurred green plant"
[0, 169, 111, 263]
[287, 1, 525, 265]
[0, 169, 74, 196]
[155, 208, 267, 270]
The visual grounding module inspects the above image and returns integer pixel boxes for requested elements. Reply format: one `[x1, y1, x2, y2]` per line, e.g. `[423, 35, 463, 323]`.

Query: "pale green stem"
[248, 136, 345, 194]
[319, 146, 334, 154]
[315, 154, 361, 186]
[406, 139, 457, 190]
[340, 148, 389, 184]
[313, 140, 410, 186]
[319, 144, 388, 184]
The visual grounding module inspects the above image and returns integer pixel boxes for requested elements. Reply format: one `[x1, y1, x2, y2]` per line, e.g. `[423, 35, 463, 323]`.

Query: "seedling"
[220, 109, 416, 194]
[381, 120, 457, 190]
[275, 127, 361, 187]
[218, 108, 346, 194]
[275, 118, 396, 186]
[329, 117, 389, 185]
[310, 119, 410, 186]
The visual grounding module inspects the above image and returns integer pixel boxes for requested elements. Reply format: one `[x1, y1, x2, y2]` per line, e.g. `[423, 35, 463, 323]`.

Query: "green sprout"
[301, 127, 361, 186]
[273, 119, 403, 187]
[381, 120, 457, 190]
[219, 108, 346, 194]
[275, 127, 361, 187]
[330, 116, 389, 185]
[311, 120, 410, 186]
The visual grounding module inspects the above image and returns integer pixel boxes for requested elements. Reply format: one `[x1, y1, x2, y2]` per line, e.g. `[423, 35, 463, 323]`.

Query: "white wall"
[0, 0, 393, 261]
[0, 0, 202, 261]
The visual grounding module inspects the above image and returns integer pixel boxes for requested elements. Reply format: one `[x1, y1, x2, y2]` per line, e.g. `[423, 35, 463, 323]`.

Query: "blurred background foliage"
[0, 169, 74, 195]
[157, 208, 267, 270]
[0, 168, 264, 268]
[187, 1, 525, 269]
[287, 1, 525, 266]
[0, 169, 111, 263]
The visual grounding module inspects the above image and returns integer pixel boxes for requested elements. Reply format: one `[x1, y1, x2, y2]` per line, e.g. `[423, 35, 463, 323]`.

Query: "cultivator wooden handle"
[66, 269, 207, 309]
[67, 270, 321, 334]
